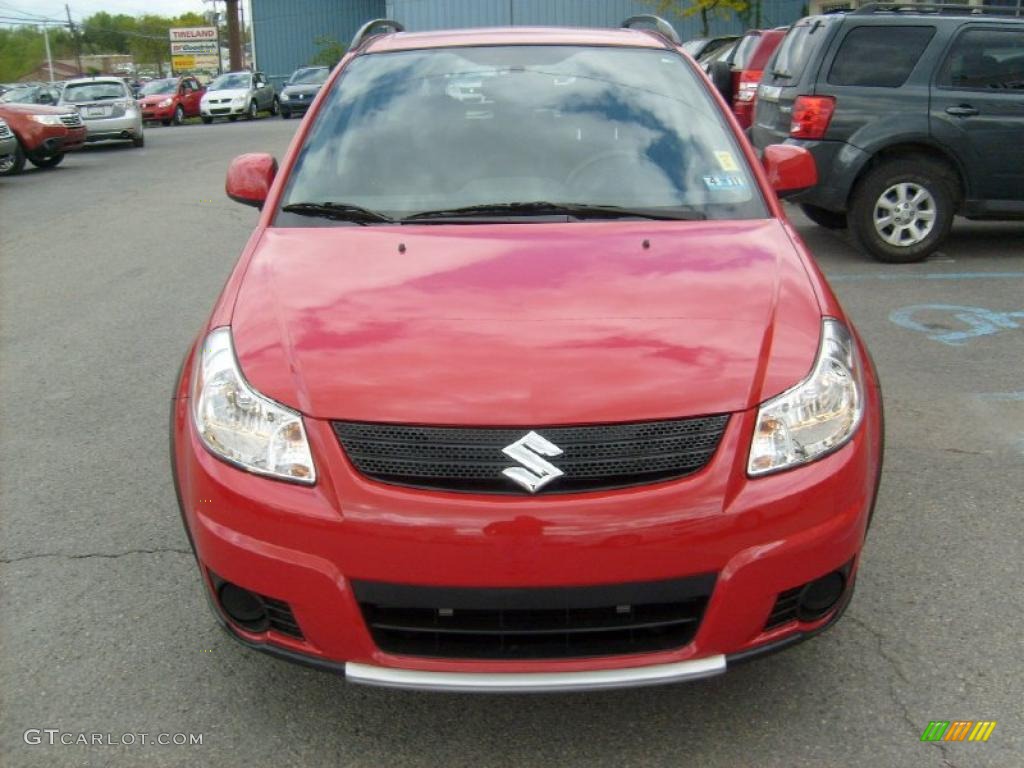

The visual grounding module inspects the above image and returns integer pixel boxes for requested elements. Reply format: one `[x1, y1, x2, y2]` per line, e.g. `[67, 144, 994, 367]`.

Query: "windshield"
[732, 33, 761, 71]
[680, 40, 707, 56]
[289, 67, 329, 85]
[0, 87, 39, 103]
[141, 79, 177, 95]
[768, 19, 830, 81]
[61, 81, 127, 102]
[282, 46, 766, 222]
[208, 73, 251, 91]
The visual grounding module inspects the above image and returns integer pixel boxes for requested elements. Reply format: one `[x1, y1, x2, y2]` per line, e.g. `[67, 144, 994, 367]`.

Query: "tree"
[646, 0, 750, 37]
[310, 36, 345, 67]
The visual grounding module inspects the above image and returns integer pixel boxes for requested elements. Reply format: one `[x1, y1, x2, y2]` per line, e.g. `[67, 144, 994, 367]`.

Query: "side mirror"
[761, 144, 818, 198]
[709, 60, 733, 101]
[226, 153, 277, 209]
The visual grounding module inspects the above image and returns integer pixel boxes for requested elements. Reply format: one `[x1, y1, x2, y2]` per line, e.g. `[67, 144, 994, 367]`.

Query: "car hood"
[0, 102, 69, 116]
[283, 83, 322, 96]
[203, 88, 249, 100]
[139, 95, 174, 105]
[230, 219, 822, 424]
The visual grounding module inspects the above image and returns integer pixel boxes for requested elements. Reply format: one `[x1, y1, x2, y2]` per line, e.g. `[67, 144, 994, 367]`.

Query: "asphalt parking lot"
[1, 118, 1022, 768]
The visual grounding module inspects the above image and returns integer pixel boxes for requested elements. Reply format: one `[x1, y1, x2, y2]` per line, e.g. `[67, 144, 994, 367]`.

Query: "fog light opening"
[796, 571, 845, 622]
[218, 581, 270, 632]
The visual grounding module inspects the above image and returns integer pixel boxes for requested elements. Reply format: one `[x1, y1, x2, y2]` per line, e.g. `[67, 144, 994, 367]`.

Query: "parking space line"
[829, 272, 1024, 282]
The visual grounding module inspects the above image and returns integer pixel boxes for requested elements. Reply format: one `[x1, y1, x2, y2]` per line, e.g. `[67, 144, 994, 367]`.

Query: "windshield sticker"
[714, 151, 739, 172]
[703, 175, 746, 190]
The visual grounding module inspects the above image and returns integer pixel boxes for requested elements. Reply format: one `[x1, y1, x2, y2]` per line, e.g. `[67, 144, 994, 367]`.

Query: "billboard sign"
[170, 27, 219, 73]
[169, 27, 217, 42]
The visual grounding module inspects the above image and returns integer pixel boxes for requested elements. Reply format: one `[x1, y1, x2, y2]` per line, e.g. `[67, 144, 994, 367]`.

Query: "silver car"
[200, 71, 278, 123]
[0, 117, 17, 173]
[59, 77, 144, 147]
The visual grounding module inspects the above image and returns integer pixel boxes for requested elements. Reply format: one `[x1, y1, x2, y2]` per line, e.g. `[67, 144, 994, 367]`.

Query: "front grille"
[354, 576, 715, 660]
[60, 113, 82, 127]
[210, 108, 230, 115]
[333, 415, 729, 494]
[765, 586, 802, 629]
[261, 595, 303, 638]
[0, 122, 11, 138]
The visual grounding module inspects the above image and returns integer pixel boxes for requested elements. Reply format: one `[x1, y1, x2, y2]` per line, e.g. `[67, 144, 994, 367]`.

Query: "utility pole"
[43, 23, 55, 82]
[65, 4, 83, 76]
[225, 0, 242, 71]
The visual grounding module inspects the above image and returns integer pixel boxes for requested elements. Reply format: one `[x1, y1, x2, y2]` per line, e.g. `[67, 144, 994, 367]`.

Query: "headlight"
[158, 98, 173, 108]
[232, 95, 246, 104]
[30, 114, 64, 126]
[748, 319, 864, 476]
[280, 92, 289, 101]
[192, 327, 316, 484]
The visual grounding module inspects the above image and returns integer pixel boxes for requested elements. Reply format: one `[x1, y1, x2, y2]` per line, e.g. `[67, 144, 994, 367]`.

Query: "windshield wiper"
[402, 201, 706, 222]
[280, 202, 396, 225]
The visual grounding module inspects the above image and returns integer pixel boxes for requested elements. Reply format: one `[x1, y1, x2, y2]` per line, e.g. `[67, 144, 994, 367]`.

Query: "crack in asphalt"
[0, 547, 193, 565]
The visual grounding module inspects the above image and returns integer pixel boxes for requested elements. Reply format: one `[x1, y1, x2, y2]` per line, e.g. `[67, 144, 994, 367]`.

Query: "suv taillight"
[790, 96, 835, 140]
[736, 71, 762, 102]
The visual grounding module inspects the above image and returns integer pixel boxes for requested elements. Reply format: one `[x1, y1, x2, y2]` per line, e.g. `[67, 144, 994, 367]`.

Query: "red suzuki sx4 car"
[172, 17, 883, 692]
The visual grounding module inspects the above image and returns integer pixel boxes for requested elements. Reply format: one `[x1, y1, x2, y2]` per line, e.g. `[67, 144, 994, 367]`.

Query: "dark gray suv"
[751, 3, 1024, 262]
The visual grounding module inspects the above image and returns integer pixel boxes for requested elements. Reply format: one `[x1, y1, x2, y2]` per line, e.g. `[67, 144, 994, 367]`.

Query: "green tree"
[0, 25, 74, 81]
[646, 0, 750, 37]
[310, 36, 345, 67]
[80, 12, 136, 54]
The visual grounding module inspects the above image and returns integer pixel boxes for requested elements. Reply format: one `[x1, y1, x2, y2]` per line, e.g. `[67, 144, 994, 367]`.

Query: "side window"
[938, 28, 1024, 90]
[828, 26, 936, 87]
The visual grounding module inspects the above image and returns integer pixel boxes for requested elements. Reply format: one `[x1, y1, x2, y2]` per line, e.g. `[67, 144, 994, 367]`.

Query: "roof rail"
[349, 18, 405, 50]
[853, 2, 1023, 16]
[621, 15, 682, 46]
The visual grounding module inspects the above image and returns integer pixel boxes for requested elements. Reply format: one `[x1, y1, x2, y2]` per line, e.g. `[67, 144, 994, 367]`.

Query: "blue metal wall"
[384, 0, 807, 37]
[251, 0, 385, 87]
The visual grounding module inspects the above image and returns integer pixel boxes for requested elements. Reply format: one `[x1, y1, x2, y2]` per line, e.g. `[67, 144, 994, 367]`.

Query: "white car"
[58, 77, 144, 147]
[200, 71, 278, 123]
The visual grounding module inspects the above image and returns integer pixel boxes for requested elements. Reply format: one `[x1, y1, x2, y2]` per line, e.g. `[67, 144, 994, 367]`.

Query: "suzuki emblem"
[501, 431, 564, 493]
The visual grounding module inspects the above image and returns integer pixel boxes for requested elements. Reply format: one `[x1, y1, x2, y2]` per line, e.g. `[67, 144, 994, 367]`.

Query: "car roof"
[64, 77, 125, 85]
[362, 26, 672, 54]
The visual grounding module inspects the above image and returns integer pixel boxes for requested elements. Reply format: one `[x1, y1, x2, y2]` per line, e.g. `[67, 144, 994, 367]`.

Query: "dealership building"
[250, 0, 808, 86]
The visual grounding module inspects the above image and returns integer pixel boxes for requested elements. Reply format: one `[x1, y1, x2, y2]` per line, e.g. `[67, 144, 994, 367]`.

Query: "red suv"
[138, 76, 205, 126]
[172, 17, 883, 692]
[0, 102, 86, 176]
[707, 28, 788, 130]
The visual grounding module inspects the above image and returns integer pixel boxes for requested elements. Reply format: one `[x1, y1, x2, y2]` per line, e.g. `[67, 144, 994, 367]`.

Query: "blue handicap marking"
[889, 304, 1024, 345]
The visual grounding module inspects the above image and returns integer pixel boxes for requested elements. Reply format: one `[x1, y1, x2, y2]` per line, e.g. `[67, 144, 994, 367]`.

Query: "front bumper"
[141, 104, 173, 121]
[201, 103, 247, 117]
[172, 346, 883, 690]
[83, 113, 142, 142]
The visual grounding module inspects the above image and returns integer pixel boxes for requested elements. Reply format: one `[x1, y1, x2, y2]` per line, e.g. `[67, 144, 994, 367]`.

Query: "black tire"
[27, 151, 64, 169]
[247, 101, 257, 120]
[270, 97, 279, 116]
[172, 105, 184, 126]
[849, 157, 956, 264]
[161, 119, 171, 126]
[201, 116, 213, 124]
[280, 109, 291, 120]
[132, 133, 145, 148]
[0, 140, 26, 176]
[800, 203, 847, 230]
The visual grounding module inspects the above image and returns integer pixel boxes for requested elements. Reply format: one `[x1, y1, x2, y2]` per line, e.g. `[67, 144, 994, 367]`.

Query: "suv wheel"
[27, 151, 64, 169]
[132, 133, 145, 148]
[247, 101, 258, 120]
[799, 204, 847, 230]
[270, 97, 279, 116]
[172, 105, 185, 125]
[850, 158, 955, 263]
[0, 141, 26, 176]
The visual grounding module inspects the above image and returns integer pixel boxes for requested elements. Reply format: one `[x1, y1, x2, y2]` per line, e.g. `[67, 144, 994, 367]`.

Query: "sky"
[2, 1, 233, 23]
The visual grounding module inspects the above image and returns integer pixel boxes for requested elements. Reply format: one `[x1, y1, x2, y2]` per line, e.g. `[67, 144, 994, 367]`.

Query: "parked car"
[172, 16, 883, 692]
[199, 71, 277, 123]
[0, 84, 60, 105]
[752, 5, 1024, 262]
[681, 35, 739, 60]
[279, 66, 330, 119]
[138, 76, 206, 126]
[0, 117, 18, 171]
[59, 77, 144, 147]
[707, 28, 788, 130]
[0, 102, 86, 175]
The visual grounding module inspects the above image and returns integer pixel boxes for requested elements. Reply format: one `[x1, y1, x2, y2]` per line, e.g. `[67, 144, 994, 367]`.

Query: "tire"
[800, 203, 847, 230]
[0, 140, 26, 176]
[172, 105, 184, 126]
[849, 157, 956, 263]
[270, 97, 279, 116]
[27, 151, 64, 169]
[201, 116, 213, 124]
[132, 133, 144, 148]
[161, 119, 171, 126]
[280, 109, 291, 120]
[247, 101, 257, 120]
